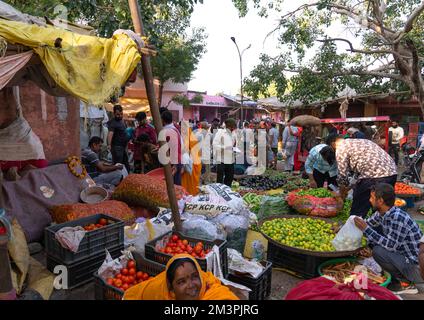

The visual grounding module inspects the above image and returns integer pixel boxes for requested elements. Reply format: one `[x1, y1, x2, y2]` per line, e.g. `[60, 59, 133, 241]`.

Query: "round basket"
[258, 215, 363, 258]
[317, 257, 392, 288]
[80, 186, 108, 204]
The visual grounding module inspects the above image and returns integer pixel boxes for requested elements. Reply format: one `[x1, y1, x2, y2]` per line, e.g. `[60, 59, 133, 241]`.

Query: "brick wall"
[0, 82, 80, 162]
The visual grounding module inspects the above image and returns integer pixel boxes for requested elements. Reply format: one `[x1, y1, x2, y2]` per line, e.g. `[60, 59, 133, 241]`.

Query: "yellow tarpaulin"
[0, 19, 141, 105]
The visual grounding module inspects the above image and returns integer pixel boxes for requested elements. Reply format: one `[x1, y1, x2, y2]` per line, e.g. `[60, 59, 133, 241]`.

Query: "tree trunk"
[158, 83, 164, 108]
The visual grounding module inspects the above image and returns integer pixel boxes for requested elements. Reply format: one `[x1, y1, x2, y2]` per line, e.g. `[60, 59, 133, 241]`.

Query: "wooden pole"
[128, 0, 182, 231]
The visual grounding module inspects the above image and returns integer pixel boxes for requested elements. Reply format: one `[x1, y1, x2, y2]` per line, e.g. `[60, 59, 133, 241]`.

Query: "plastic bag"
[332, 216, 363, 251]
[184, 194, 232, 218]
[181, 214, 227, 241]
[212, 213, 249, 253]
[227, 249, 264, 279]
[97, 249, 131, 280]
[201, 184, 245, 212]
[124, 219, 172, 254]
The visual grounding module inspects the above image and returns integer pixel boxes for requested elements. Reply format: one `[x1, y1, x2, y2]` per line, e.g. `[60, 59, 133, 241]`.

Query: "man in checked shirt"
[354, 183, 424, 293]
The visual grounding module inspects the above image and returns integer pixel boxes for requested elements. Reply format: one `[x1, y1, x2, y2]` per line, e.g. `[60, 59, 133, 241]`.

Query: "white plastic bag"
[181, 214, 227, 241]
[184, 194, 232, 217]
[97, 249, 132, 280]
[227, 249, 264, 279]
[124, 219, 172, 254]
[201, 184, 245, 212]
[332, 216, 363, 251]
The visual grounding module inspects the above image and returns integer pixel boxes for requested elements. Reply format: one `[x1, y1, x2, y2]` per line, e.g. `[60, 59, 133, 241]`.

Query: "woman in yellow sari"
[181, 124, 202, 196]
[123, 254, 239, 300]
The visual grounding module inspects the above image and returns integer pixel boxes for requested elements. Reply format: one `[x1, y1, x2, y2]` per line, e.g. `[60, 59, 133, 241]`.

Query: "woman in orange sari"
[123, 254, 239, 300]
[181, 124, 202, 195]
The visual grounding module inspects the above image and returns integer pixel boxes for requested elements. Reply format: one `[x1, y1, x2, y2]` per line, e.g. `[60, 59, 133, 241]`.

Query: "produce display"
[417, 220, 424, 233]
[286, 188, 343, 217]
[395, 182, 421, 195]
[321, 261, 387, 286]
[257, 196, 292, 220]
[296, 188, 334, 198]
[394, 198, 407, 207]
[82, 217, 109, 231]
[106, 259, 152, 292]
[261, 217, 337, 252]
[49, 200, 135, 224]
[239, 175, 286, 191]
[243, 193, 263, 214]
[331, 199, 352, 223]
[113, 174, 187, 209]
[157, 234, 211, 259]
[239, 189, 269, 196]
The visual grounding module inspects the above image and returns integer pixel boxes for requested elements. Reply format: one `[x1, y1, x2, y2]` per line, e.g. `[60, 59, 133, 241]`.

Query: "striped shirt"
[364, 207, 423, 264]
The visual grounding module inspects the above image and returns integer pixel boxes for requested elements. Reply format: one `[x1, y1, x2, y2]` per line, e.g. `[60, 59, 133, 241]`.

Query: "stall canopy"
[0, 4, 142, 105]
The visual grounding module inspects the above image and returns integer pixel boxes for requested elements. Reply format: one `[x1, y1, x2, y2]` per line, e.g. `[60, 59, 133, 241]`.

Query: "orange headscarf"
[123, 254, 239, 300]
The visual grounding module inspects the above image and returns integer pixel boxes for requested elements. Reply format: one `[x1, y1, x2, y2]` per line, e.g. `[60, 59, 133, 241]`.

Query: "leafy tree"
[152, 28, 207, 107]
[234, 0, 424, 115]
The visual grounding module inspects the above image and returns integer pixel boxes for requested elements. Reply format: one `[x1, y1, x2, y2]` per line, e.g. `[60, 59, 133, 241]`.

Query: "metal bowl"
[80, 186, 108, 204]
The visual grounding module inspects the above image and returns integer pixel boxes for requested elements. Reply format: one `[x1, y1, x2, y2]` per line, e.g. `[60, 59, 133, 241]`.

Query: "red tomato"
[165, 247, 172, 254]
[127, 260, 136, 269]
[196, 242, 203, 248]
[121, 268, 129, 276]
[191, 252, 197, 258]
[186, 245, 193, 254]
[182, 240, 189, 246]
[116, 274, 122, 280]
[107, 278, 114, 286]
[128, 268, 136, 276]
[122, 283, 129, 291]
[95, 224, 103, 229]
[121, 276, 128, 284]
[99, 218, 108, 226]
[172, 235, 179, 242]
[179, 244, 186, 251]
[136, 271, 144, 280]
[127, 276, 135, 284]
[114, 279, 122, 287]
[194, 246, 202, 255]
[142, 273, 149, 281]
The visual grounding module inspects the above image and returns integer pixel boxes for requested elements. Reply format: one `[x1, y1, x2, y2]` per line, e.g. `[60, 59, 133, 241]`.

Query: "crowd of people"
[79, 107, 424, 294]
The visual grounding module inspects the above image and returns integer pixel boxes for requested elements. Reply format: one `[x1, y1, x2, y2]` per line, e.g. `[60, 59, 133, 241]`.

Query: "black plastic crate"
[44, 214, 124, 264]
[227, 260, 272, 300]
[145, 231, 229, 278]
[94, 251, 165, 300]
[267, 241, 337, 279]
[46, 244, 123, 290]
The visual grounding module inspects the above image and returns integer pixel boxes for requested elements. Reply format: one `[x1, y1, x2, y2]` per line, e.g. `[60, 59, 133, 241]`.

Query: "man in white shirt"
[268, 122, 279, 169]
[213, 118, 237, 187]
[388, 120, 404, 165]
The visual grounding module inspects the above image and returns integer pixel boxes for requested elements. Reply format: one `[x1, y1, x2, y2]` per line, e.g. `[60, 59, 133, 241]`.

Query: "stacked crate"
[407, 123, 424, 148]
[44, 214, 124, 289]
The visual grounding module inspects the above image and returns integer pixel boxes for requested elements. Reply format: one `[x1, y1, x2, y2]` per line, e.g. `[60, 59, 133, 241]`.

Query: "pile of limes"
[261, 217, 337, 252]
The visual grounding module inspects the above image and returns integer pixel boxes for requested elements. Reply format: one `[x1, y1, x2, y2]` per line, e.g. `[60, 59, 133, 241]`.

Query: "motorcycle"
[400, 142, 424, 183]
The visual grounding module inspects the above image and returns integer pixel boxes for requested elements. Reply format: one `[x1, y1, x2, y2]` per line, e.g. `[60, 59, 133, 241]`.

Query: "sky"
[188, 0, 363, 96]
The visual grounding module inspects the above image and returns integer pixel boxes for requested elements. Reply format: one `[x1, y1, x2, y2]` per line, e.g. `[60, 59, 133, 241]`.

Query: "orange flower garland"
[65, 156, 87, 179]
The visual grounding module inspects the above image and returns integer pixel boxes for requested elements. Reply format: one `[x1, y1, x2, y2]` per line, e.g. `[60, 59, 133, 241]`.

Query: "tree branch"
[317, 38, 413, 59]
[393, 1, 424, 43]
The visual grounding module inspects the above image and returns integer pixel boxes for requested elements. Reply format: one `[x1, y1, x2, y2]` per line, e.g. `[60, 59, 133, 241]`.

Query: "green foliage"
[172, 92, 204, 107]
[235, 0, 424, 108]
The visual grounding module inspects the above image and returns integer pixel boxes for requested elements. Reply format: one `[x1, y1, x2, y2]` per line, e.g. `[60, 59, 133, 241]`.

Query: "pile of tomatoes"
[395, 182, 421, 195]
[158, 234, 211, 259]
[83, 218, 109, 231]
[106, 259, 151, 291]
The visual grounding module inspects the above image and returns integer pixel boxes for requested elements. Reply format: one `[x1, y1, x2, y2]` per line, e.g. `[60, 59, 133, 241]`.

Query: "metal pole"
[239, 53, 244, 125]
[128, 0, 182, 231]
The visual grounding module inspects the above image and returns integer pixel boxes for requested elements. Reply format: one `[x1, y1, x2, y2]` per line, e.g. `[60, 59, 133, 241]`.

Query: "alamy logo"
[53, 265, 68, 290]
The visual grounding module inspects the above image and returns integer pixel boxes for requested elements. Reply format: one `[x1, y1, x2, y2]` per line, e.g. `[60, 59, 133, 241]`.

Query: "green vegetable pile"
[282, 178, 310, 192]
[261, 217, 337, 251]
[297, 188, 334, 198]
[332, 199, 352, 223]
[257, 196, 293, 220]
[243, 193, 263, 214]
